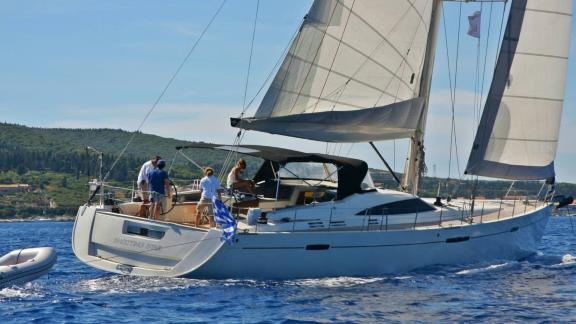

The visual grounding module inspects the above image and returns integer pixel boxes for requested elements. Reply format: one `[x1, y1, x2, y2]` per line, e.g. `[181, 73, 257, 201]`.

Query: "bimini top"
[176, 143, 368, 200]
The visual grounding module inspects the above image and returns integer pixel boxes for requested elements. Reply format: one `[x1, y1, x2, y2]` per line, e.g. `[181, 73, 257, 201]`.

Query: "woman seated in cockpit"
[227, 159, 255, 194]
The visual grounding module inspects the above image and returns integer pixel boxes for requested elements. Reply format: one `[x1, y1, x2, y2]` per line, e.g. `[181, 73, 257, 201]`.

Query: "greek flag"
[467, 11, 481, 38]
[212, 198, 237, 244]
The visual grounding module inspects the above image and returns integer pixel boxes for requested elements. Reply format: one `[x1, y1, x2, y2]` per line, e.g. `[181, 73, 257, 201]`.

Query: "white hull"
[72, 204, 550, 279]
[0, 247, 57, 287]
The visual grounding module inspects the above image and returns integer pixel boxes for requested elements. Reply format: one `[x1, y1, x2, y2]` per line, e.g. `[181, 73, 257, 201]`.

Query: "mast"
[402, 0, 443, 195]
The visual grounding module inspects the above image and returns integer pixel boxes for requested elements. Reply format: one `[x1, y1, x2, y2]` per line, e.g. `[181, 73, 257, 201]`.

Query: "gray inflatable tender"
[0, 247, 57, 288]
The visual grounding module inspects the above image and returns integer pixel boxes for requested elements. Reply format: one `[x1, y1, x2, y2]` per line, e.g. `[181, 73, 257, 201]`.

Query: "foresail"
[465, 0, 573, 180]
[234, 0, 434, 142]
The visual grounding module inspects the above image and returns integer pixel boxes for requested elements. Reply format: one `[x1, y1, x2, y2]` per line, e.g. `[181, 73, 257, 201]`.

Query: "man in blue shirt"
[147, 160, 171, 220]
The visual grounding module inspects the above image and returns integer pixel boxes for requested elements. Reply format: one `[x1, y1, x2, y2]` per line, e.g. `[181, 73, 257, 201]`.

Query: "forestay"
[466, 0, 573, 180]
[232, 0, 434, 142]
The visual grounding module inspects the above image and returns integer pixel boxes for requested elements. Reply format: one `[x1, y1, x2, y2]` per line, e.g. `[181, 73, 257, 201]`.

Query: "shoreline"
[0, 216, 75, 222]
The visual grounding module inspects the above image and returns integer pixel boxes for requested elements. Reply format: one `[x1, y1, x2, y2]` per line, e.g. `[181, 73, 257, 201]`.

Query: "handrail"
[91, 179, 548, 234]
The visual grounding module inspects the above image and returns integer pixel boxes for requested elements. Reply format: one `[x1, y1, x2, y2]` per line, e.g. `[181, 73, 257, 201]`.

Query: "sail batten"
[234, 0, 434, 142]
[465, 0, 572, 180]
[281, 53, 412, 98]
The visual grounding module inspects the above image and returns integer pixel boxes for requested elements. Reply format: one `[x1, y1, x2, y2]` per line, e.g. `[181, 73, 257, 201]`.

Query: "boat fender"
[247, 208, 261, 226]
[557, 196, 574, 209]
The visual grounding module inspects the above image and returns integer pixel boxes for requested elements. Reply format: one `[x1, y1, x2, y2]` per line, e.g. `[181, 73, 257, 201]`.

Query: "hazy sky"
[1, 1, 575, 182]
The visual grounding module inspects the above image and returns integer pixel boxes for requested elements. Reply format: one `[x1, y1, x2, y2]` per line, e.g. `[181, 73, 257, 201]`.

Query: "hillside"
[0, 122, 235, 181]
[0, 122, 574, 219]
[0, 123, 232, 218]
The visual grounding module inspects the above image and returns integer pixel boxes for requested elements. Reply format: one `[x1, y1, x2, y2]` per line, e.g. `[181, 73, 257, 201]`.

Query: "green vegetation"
[0, 122, 574, 219]
[371, 170, 576, 200]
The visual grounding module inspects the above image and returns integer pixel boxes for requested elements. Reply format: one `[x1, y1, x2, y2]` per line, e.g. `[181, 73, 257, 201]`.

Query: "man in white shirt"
[137, 155, 161, 203]
[196, 167, 221, 227]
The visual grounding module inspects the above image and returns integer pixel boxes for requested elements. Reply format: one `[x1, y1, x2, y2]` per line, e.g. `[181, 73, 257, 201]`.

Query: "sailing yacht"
[72, 0, 573, 279]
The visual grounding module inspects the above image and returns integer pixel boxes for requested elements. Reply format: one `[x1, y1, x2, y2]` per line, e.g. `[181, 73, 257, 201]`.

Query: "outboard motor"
[557, 196, 574, 209]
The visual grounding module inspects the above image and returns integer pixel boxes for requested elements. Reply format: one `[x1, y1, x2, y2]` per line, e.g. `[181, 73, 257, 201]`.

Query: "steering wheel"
[160, 182, 178, 215]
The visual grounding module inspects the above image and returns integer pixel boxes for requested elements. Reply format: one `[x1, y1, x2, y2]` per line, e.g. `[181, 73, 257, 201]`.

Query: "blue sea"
[1, 217, 575, 323]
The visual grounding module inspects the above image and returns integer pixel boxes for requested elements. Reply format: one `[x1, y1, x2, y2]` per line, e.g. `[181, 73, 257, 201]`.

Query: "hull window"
[356, 198, 435, 216]
[306, 244, 330, 250]
[445, 236, 470, 243]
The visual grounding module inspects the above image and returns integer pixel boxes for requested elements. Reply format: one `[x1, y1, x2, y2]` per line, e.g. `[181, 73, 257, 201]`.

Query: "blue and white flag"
[212, 198, 237, 244]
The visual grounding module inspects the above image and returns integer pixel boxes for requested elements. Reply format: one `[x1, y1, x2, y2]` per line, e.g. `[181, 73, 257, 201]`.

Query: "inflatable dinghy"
[0, 247, 57, 288]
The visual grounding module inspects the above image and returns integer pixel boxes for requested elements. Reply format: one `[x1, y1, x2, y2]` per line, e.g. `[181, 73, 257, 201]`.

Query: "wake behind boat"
[72, 0, 572, 279]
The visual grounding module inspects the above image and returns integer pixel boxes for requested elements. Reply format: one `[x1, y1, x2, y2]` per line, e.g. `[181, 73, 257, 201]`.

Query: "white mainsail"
[233, 0, 434, 142]
[466, 0, 573, 180]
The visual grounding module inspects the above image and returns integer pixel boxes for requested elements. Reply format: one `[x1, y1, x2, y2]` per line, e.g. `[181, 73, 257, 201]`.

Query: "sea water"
[1, 217, 575, 323]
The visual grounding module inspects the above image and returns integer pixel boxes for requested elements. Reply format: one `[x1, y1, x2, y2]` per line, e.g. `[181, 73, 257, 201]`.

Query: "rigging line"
[242, 20, 301, 114]
[220, 0, 260, 182]
[474, 0, 507, 157]
[178, 150, 204, 172]
[472, 41, 480, 136]
[412, 0, 434, 98]
[389, 2, 430, 106]
[442, 4, 455, 180]
[345, 143, 355, 157]
[472, 3, 483, 137]
[222, 127, 249, 184]
[266, 18, 307, 117]
[374, 0, 433, 108]
[442, 5, 455, 114]
[313, 0, 431, 113]
[287, 1, 341, 115]
[166, 150, 179, 175]
[448, 1, 463, 180]
[311, 0, 356, 113]
[326, 1, 420, 112]
[219, 132, 243, 181]
[220, 24, 301, 181]
[393, 140, 396, 172]
[339, 1, 424, 74]
[240, 0, 260, 117]
[478, 2, 494, 128]
[494, 1, 508, 72]
[373, 1, 432, 107]
[102, 0, 228, 183]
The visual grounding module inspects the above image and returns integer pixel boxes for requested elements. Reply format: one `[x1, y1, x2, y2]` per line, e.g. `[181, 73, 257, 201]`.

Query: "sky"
[1, 1, 575, 182]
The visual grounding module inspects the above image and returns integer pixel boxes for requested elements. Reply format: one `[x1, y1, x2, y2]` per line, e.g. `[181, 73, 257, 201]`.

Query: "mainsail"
[232, 0, 434, 142]
[466, 0, 573, 180]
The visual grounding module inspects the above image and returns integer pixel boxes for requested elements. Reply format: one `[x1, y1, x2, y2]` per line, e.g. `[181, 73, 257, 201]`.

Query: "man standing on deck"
[147, 159, 171, 220]
[137, 155, 161, 202]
